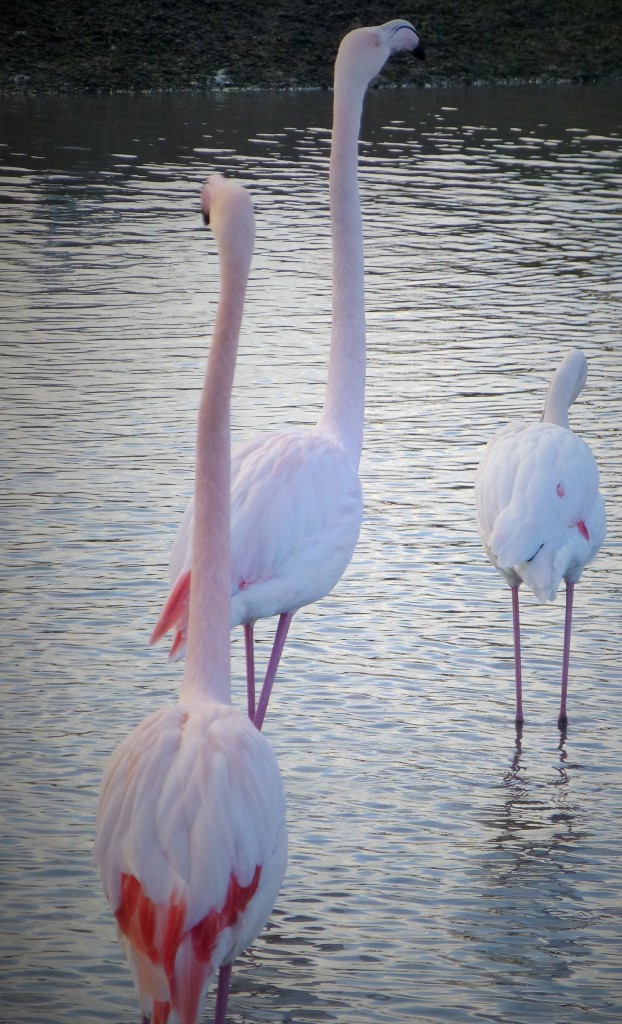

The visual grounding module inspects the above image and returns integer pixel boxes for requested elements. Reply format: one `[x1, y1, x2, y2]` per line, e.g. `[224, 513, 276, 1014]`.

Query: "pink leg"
[559, 581, 574, 726]
[244, 623, 255, 721]
[254, 612, 294, 732]
[213, 963, 232, 1024]
[511, 585, 523, 724]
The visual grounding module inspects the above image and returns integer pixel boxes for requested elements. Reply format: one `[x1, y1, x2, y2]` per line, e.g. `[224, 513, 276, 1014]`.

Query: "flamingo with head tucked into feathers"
[95, 176, 287, 1024]
[475, 349, 606, 727]
[149, 20, 425, 729]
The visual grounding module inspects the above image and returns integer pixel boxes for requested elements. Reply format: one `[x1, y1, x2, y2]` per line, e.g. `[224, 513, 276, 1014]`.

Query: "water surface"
[1, 82, 621, 1023]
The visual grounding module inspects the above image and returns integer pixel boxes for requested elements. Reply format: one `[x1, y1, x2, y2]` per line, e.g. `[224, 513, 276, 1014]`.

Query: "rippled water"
[1, 82, 621, 1023]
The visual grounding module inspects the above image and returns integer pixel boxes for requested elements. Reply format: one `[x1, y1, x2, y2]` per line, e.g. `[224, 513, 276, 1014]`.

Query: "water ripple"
[1, 82, 621, 1024]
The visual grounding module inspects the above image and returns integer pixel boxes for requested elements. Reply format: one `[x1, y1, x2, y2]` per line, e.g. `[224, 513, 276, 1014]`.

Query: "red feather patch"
[115, 866, 262, 1020]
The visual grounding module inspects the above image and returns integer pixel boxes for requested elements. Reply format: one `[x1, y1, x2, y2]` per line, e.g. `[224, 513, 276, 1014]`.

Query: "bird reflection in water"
[486, 725, 588, 892]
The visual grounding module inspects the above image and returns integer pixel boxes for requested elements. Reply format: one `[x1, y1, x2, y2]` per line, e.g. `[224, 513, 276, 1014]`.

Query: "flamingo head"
[541, 349, 589, 427]
[200, 173, 255, 266]
[335, 19, 425, 92]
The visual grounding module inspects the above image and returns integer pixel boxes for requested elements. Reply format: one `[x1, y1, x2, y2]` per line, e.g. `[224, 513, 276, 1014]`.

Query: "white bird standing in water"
[475, 350, 606, 726]
[95, 177, 287, 1024]
[150, 20, 425, 729]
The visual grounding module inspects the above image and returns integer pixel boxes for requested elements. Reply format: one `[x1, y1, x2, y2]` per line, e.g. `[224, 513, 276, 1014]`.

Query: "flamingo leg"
[213, 964, 232, 1024]
[559, 581, 574, 726]
[244, 623, 256, 721]
[511, 585, 524, 724]
[254, 612, 294, 731]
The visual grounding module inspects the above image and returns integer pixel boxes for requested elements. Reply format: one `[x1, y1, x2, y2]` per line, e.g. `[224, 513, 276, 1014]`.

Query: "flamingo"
[95, 176, 288, 1024]
[475, 350, 606, 726]
[149, 20, 426, 729]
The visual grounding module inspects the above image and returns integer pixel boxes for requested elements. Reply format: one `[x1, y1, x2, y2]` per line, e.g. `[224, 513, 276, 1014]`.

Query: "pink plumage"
[150, 20, 425, 729]
[475, 349, 606, 724]
[155, 430, 363, 647]
[95, 177, 287, 1024]
[95, 703, 286, 1024]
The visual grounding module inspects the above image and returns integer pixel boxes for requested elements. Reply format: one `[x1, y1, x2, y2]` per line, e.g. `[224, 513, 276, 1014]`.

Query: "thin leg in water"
[254, 612, 294, 731]
[511, 585, 524, 724]
[559, 581, 574, 727]
[213, 964, 232, 1024]
[244, 623, 255, 721]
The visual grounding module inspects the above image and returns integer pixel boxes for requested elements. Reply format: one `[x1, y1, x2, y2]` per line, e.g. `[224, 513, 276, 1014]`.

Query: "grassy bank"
[1, 0, 621, 94]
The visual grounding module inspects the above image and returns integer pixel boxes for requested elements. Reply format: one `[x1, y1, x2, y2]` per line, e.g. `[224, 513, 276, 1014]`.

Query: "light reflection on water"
[1, 83, 621, 1023]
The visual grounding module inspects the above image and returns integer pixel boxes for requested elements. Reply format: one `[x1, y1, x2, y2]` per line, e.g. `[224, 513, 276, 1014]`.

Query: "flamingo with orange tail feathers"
[149, 20, 426, 729]
[95, 177, 287, 1024]
[475, 350, 606, 726]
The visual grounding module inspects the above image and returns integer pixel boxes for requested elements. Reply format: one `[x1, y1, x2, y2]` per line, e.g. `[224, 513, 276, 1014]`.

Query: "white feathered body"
[162, 427, 363, 657]
[94, 701, 287, 1024]
[475, 419, 606, 603]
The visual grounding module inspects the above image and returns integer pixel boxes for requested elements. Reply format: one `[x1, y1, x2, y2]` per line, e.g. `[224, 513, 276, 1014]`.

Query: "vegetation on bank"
[1, 0, 621, 94]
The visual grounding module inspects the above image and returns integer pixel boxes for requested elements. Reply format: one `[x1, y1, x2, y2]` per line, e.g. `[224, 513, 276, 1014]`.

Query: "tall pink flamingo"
[150, 20, 425, 728]
[475, 350, 606, 726]
[95, 176, 287, 1024]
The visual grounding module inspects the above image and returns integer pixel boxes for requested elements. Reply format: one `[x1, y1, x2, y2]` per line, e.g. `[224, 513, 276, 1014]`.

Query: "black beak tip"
[202, 211, 210, 226]
[415, 40, 426, 61]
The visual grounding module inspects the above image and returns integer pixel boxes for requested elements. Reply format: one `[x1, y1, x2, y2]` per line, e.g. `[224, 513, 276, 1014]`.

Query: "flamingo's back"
[95, 701, 287, 1024]
[475, 420, 605, 602]
[160, 426, 363, 658]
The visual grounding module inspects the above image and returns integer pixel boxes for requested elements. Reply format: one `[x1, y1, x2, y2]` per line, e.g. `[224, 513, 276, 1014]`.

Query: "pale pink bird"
[149, 20, 425, 729]
[475, 350, 606, 726]
[95, 176, 287, 1024]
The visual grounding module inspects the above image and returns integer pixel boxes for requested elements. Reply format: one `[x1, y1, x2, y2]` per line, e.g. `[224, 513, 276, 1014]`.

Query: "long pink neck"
[318, 62, 367, 468]
[182, 233, 252, 705]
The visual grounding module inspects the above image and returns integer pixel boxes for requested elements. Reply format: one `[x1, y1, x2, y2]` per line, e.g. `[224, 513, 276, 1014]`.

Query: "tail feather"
[169, 629, 187, 662]
[150, 571, 191, 646]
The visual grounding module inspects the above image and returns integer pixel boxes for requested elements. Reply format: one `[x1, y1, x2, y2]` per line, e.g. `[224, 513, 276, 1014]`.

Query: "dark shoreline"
[2, 0, 621, 97]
